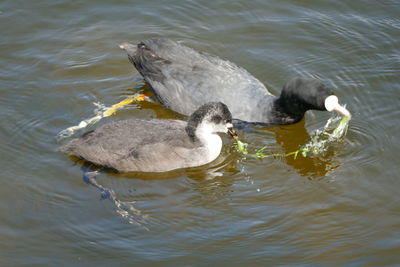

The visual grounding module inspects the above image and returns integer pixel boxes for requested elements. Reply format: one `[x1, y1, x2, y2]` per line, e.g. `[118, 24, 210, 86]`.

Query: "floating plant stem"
[236, 139, 248, 155]
[235, 114, 351, 159]
[332, 115, 351, 137]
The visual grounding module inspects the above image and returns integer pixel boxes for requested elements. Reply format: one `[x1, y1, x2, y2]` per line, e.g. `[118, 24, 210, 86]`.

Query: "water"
[1, 0, 399, 265]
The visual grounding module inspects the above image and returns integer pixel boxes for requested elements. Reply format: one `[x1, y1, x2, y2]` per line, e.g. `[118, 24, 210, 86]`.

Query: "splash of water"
[235, 114, 351, 159]
[300, 115, 351, 157]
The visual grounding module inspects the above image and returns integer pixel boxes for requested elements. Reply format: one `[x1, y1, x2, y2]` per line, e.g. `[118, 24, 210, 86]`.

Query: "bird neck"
[271, 97, 306, 124]
[256, 94, 305, 125]
[193, 123, 223, 162]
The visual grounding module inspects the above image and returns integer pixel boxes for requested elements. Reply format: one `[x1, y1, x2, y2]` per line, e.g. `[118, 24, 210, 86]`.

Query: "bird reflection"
[268, 119, 339, 178]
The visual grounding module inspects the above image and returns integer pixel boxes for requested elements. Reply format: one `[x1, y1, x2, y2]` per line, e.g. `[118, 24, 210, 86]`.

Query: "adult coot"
[120, 38, 350, 124]
[61, 102, 237, 172]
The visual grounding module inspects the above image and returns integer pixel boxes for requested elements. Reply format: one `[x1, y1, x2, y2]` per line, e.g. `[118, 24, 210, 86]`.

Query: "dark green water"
[1, 0, 399, 265]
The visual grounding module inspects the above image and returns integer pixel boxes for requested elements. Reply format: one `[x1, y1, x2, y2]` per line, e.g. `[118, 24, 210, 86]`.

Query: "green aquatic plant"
[333, 115, 351, 136]
[236, 139, 248, 155]
[235, 115, 351, 159]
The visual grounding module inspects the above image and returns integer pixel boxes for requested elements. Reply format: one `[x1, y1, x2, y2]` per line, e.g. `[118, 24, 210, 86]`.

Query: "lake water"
[1, 0, 399, 265]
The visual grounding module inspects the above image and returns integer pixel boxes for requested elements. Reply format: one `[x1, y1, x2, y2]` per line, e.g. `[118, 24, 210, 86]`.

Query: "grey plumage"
[121, 38, 273, 123]
[120, 38, 347, 125]
[61, 102, 234, 173]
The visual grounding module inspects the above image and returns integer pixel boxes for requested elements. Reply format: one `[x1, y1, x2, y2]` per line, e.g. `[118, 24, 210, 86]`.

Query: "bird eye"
[211, 115, 222, 124]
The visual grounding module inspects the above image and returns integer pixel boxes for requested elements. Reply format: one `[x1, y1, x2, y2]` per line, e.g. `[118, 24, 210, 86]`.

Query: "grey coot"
[120, 38, 350, 125]
[61, 102, 237, 173]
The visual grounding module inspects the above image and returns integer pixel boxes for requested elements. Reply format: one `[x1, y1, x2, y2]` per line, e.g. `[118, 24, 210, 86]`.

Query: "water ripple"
[1, 0, 400, 265]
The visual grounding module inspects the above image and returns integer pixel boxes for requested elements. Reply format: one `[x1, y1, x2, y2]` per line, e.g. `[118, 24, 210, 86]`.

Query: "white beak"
[324, 95, 351, 117]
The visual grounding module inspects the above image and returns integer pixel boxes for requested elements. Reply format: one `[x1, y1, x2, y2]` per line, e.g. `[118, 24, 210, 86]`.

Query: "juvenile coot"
[120, 38, 350, 124]
[61, 102, 237, 172]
